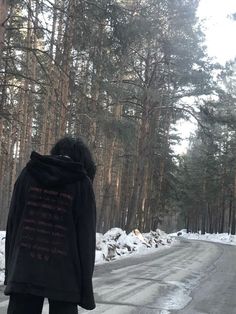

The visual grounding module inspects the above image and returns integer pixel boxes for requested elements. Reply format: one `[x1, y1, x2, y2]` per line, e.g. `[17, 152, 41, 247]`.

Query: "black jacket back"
[4, 151, 96, 310]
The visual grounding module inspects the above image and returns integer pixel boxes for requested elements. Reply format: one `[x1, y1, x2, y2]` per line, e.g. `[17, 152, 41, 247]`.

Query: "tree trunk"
[0, 0, 8, 57]
[98, 136, 117, 232]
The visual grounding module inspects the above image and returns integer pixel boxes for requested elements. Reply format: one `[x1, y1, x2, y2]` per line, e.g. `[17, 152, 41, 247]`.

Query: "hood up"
[26, 151, 87, 187]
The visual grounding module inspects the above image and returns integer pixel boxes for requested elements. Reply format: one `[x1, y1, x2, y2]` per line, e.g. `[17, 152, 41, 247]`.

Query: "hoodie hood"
[26, 151, 87, 187]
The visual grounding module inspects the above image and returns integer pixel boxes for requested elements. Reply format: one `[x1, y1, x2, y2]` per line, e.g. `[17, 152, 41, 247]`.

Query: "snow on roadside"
[0, 231, 5, 284]
[171, 229, 236, 245]
[95, 228, 173, 264]
[0, 228, 174, 284]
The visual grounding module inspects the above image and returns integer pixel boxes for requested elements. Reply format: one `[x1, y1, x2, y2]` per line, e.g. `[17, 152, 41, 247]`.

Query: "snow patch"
[0, 231, 5, 284]
[95, 228, 173, 264]
[172, 230, 236, 245]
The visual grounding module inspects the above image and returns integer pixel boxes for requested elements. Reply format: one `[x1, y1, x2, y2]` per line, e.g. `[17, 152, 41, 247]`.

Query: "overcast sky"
[174, 0, 236, 155]
[198, 0, 236, 64]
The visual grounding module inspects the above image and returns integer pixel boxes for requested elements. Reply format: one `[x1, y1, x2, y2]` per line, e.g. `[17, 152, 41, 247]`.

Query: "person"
[4, 136, 97, 314]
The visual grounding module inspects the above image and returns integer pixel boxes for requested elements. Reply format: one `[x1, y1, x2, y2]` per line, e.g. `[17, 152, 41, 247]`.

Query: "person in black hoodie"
[4, 136, 97, 314]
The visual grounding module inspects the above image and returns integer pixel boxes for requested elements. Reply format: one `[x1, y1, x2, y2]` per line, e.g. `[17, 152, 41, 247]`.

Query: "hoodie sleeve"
[4, 168, 28, 285]
[75, 177, 96, 310]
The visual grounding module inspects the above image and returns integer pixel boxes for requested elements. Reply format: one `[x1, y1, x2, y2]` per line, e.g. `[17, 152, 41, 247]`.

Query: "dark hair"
[51, 136, 96, 181]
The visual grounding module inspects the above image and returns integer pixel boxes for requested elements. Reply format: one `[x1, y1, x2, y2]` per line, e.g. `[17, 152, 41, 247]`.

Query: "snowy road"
[0, 239, 236, 313]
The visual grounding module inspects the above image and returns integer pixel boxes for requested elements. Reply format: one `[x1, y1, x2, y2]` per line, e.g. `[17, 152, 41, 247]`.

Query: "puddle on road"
[153, 280, 196, 311]
[152, 264, 205, 312]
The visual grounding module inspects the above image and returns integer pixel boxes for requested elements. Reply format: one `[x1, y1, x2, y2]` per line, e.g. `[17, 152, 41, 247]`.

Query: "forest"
[0, 0, 236, 234]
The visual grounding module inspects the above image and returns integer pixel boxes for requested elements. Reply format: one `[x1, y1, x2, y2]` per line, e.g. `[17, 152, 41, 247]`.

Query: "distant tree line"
[178, 61, 236, 234]
[1, 0, 233, 234]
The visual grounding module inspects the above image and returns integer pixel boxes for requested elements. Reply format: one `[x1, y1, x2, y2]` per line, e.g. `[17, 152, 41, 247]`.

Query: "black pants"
[7, 293, 78, 314]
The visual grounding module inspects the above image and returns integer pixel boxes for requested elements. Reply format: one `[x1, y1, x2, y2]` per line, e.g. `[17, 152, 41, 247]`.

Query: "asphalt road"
[0, 239, 236, 314]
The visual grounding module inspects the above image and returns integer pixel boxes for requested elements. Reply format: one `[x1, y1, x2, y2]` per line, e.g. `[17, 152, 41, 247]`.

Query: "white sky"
[175, 0, 236, 155]
[197, 0, 236, 64]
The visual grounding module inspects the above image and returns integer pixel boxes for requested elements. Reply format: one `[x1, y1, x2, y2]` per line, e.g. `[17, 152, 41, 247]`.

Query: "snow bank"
[0, 231, 5, 284]
[171, 229, 236, 245]
[95, 228, 173, 263]
[0, 228, 173, 284]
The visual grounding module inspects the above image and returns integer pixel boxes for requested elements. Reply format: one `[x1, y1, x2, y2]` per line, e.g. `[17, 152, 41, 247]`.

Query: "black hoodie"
[4, 151, 96, 310]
